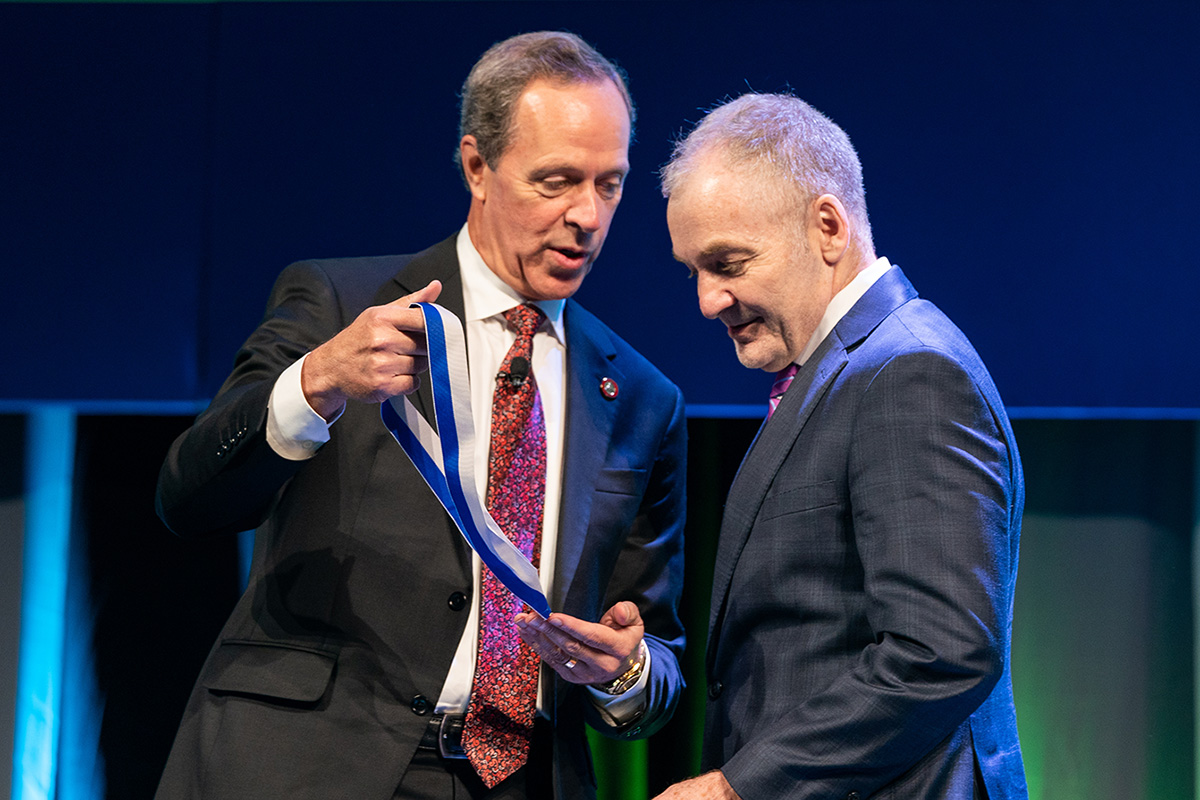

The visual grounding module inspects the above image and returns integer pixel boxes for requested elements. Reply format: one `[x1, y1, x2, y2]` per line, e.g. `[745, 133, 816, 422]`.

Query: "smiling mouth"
[726, 318, 760, 337]
[550, 247, 590, 266]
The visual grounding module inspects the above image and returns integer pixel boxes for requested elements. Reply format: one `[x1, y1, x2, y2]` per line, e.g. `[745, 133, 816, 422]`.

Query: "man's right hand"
[301, 280, 443, 420]
[653, 772, 741, 800]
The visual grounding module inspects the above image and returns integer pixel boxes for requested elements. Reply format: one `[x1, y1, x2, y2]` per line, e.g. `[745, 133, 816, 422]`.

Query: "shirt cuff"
[586, 644, 652, 725]
[266, 354, 341, 460]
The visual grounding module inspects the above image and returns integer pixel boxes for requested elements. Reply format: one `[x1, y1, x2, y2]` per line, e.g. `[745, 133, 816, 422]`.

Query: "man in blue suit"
[156, 32, 685, 799]
[656, 94, 1026, 799]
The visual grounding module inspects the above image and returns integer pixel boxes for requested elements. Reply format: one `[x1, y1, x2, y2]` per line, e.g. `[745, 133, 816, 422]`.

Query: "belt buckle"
[438, 714, 467, 760]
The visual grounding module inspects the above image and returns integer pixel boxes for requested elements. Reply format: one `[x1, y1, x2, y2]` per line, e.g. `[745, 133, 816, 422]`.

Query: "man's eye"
[597, 180, 622, 199]
[539, 179, 570, 195]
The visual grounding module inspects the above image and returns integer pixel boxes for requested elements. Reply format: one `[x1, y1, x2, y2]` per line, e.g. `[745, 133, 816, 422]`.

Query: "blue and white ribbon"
[380, 302, 552, 619]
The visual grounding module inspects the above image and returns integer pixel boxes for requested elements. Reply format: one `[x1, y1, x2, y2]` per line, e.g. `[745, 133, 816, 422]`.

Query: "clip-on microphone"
[498, 356, 530, 389]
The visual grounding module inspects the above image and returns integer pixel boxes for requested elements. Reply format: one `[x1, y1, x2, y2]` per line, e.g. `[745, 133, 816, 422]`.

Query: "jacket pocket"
[594, 467, 648, 496]
[203, 639, 336, 705]
[758, 480, 838, 521]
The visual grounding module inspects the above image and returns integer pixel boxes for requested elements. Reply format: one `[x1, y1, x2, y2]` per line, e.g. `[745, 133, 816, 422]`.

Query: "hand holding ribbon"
[303, 281, 442, 420]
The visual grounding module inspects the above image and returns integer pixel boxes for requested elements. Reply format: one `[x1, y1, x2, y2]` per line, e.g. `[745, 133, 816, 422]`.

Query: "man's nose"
[697, 273, 733, 320]
[564, 186, 603, 233]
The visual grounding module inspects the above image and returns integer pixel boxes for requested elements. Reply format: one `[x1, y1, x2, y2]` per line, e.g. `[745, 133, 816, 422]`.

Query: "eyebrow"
[529, 163, 629, 181]
[676, 241, 756, 265]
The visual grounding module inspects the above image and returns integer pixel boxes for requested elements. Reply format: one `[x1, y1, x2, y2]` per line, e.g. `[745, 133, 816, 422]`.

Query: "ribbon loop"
[381, 301, 551, 618]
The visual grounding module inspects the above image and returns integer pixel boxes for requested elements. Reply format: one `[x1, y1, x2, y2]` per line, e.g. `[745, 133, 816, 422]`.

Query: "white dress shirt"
[265, 224, 647, 722]
[792, 257, 893, 368]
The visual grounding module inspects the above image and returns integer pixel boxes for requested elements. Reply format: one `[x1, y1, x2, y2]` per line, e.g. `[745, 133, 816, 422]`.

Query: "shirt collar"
[794, 256, 892, 367]
[456, 224, 566, 343]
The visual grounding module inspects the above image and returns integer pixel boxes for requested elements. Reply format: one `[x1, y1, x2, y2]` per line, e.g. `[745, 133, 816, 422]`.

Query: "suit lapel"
[706, 343, 848, 651]
[376, 234, 465, 426]
[832, 264, 919, 351]
[706, 265, 920, 659]
[553, 301, 621, 612]
[366, 233, 471, 579]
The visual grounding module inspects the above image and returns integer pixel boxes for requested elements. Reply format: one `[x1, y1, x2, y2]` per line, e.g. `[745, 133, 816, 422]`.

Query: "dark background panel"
[0, 416, 26, 798]
[73, 415, 243, 797]
[1011, 419, 1197, 798]
[1, 4, 213, 401]
[3, 1, 1198, 409]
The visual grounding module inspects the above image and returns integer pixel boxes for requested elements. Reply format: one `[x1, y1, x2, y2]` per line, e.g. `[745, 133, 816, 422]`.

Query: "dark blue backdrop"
[4, 1, 1198, 413]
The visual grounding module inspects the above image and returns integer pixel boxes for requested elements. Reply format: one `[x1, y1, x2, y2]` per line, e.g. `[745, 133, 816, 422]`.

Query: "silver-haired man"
[656, 93, 1027, 800]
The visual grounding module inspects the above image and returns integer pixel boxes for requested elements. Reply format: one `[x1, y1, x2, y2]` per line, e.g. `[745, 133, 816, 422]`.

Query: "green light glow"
[588, 731, 647, 800]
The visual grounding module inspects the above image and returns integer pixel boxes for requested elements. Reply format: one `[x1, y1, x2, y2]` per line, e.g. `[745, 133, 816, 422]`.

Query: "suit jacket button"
[447, 592, 467, 611]
[707, 681, 723, 700]
[846, 792, 861, 800]
[410, 694, 431, 716]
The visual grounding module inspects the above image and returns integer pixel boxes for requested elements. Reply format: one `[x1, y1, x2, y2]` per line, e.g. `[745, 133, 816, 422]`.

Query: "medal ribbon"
[380, 301, 552, 618]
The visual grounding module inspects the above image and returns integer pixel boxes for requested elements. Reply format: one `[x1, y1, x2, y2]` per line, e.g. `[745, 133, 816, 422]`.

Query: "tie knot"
[767, 363, 800, 418]
[504, 304, 545, 338]
[770, 363, 800, 399]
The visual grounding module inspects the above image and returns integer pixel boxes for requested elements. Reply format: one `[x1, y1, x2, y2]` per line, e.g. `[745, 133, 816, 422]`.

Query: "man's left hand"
[652, 772, 741, 800]
[515, 600, 644, 685]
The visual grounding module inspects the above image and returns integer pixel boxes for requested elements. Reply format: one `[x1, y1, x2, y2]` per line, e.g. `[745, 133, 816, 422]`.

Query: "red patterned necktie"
[462, 303, 547, 788]
[767, 363, 800, 418]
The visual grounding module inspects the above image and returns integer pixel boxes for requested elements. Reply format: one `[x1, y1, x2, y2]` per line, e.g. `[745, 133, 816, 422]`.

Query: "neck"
[830, 241, 876, 295]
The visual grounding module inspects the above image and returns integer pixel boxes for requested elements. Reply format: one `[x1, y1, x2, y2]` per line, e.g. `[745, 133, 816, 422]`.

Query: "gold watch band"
[595, 640, 648, 696]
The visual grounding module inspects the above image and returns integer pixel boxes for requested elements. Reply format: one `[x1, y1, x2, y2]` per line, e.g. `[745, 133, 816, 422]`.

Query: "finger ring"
[564, 658, 577, 670]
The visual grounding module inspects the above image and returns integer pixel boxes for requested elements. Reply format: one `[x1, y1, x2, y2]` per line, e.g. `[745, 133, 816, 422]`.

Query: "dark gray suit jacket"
[705, 266, 1026, 799]
[155, 235, 687, 799]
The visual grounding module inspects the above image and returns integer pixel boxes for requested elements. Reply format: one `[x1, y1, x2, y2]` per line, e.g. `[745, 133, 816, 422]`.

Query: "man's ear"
[810, 193, 852, 265]
[460, 136, 489, 201]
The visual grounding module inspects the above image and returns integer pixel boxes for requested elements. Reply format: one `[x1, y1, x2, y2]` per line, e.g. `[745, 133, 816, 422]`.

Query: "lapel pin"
[599, 376, 619, 400]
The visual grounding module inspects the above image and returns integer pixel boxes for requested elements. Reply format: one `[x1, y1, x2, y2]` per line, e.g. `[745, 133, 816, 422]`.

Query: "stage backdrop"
[3, 1, 1198, 414]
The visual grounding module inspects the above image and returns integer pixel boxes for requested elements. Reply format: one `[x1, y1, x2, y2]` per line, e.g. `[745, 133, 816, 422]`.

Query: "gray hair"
[661, 93, 871, 247]
[455, 31, 634, 172]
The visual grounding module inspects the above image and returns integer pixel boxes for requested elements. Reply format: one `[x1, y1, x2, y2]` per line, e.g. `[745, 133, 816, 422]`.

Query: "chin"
[533, 275, 587, 301]
[733, 348, 769, 371]
[734, 344, 787, 372]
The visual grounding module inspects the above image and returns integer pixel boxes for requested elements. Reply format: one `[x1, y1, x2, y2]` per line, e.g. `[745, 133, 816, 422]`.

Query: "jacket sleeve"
[585, 382, 688, 740]
[156, 261, 346, 538]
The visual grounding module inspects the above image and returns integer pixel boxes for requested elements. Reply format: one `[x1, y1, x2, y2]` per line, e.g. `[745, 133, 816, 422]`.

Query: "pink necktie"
[768, 363, 800, 418]
[462, 304, 546, 788]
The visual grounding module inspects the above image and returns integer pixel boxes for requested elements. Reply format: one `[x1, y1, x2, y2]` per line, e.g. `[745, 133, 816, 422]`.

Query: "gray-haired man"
[656, 93, 1026, 800]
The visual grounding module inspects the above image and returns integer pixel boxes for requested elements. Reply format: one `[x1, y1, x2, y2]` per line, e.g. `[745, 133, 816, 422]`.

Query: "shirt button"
[707, 681, 723, 700]
[410, 694, 431, 716]
[447, 592, 467, 611]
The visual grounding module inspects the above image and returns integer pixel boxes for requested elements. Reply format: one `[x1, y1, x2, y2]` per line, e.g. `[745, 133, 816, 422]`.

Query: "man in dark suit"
[655, 94, 1026, 799]
[155, 32, 685, 799]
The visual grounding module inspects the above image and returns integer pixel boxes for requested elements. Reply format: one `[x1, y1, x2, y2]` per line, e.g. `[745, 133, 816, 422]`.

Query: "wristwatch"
[595, 640, 648, 696]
